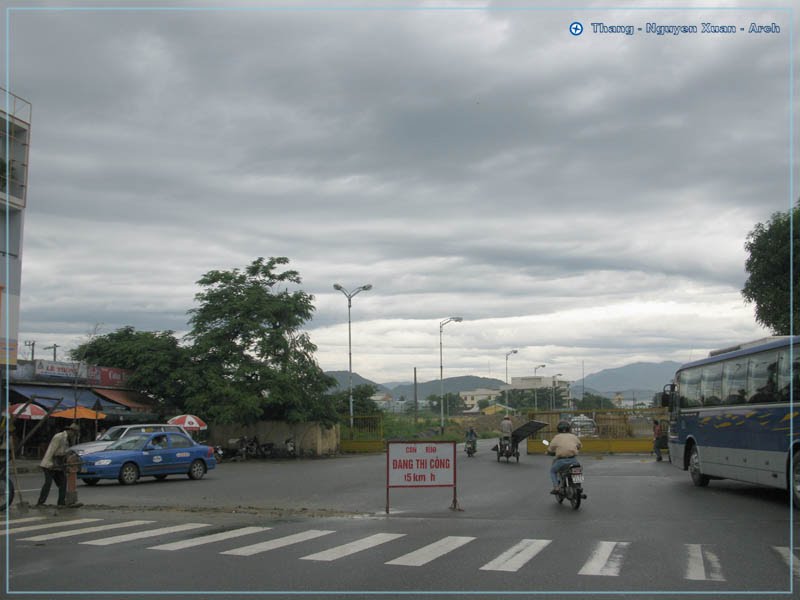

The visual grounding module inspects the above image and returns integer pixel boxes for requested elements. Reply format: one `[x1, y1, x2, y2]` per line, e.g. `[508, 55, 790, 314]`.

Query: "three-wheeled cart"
[496, 420, 549, 463]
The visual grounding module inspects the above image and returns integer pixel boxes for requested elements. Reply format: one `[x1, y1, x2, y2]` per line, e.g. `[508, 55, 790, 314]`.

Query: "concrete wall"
[209, 421, 340, 456]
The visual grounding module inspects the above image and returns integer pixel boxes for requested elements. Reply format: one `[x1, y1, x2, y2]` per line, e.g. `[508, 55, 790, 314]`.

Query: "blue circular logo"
[569, 21, 584, 36]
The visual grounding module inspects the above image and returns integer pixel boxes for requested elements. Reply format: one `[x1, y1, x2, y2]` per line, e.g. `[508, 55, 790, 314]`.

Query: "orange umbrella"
[50, 406, 107, 420]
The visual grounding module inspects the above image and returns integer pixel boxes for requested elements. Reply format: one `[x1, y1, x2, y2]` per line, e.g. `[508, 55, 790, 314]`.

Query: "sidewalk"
[7, 457, 40, 474]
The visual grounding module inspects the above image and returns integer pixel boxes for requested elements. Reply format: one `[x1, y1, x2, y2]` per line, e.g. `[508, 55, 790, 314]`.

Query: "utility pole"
[24, 340, 35, 361]
[413, 368, 418, 426]
[43, 343, 59, 361]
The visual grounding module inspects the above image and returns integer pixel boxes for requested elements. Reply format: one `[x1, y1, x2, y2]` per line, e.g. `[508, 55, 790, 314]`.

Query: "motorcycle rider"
[500, 414, 513, 441]
[495, 414, 512, 456]
[465, 427, 478, 452]
[547, 420, 582, 494]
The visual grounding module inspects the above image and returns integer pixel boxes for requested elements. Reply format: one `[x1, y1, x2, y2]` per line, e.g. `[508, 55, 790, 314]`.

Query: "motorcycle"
[213, 446, 224, 462]
[284, 437, 296, 458]
[465, 438, 477, 457]
[543, 440, 586, 510]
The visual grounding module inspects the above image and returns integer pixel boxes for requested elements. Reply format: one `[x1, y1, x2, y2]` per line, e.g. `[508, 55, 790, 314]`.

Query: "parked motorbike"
[465, 438, 477, 457]
[213, 446, 224, 462]
[284, 437, 296, 458]
[543, 440, 586, 510]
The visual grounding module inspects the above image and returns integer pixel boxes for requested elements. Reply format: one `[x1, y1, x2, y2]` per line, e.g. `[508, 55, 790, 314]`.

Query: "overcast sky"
[4, 1, 795, 385]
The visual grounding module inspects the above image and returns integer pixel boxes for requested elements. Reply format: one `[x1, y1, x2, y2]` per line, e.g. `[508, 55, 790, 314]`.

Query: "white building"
[1, 89, 31, 368]
[459, 388, 503, 410]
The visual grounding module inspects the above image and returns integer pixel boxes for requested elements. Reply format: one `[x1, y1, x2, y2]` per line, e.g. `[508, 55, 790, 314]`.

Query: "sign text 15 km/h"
[386, 441, 459, 513]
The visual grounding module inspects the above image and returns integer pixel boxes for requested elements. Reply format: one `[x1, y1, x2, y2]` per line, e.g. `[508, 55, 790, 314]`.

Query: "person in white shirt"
[37, 423, 79, 506]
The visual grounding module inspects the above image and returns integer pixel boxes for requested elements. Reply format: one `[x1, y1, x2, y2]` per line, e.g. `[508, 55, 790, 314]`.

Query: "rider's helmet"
[556, 420, 572, 433]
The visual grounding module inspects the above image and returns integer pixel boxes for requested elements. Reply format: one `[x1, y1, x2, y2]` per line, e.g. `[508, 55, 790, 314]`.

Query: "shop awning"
[9, 385, 128, 414]
[91, 388, 154, 412]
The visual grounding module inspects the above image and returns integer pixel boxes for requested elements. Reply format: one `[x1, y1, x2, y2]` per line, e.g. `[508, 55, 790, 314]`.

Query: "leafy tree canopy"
[185, 257, 336, 426]
[574, 393, 616, 410]
[742, 206, 799, 334]
[69, 326, 193, 413]
[329, 384, 380, 416]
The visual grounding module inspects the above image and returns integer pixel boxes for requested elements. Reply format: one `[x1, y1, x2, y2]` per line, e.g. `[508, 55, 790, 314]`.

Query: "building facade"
[1, 89, 31, 367]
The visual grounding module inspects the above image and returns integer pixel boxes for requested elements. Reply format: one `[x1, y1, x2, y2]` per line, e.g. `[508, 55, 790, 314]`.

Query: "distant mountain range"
[570, 361, 681, 402]
[326, 360, 682, 402]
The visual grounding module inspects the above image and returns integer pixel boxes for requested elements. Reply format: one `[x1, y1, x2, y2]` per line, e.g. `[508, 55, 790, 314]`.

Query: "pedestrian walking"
[37, 422, 79, 507]
[653, 419, 664, 462]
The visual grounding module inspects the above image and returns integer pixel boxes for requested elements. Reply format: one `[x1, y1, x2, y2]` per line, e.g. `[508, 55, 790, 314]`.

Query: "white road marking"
[21, 520, 155, 541]
[773, 546, 800, 580]
[578, 541, 630, 576]
[685, 544, 725, 581]
[2, 518, 101, 536]
[221, 529, 335, 557]
[386, 536, 475, 567]
[301, 533, 406, 561]
[4, 517, 46, 525]
[81, 523, 210, 546]
[149, 526, 271, 551]
[479, 539, 551, 572]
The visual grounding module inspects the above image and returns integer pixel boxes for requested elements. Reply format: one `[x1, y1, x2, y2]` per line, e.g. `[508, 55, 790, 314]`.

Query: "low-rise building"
[459, 387, 503, 410]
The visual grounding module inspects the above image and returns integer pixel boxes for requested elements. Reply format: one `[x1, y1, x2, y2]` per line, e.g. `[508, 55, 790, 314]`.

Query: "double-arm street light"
[533, 364, 545, 411]
[439, 317, 463, 433]
[505, 350, 518, 385]
[551, 373, 563, 410]
[333, 283, 373, 428]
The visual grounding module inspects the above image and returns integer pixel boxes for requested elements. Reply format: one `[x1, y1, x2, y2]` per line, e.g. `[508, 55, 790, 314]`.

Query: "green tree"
[426, 392, 463, 414]
[575, 393, 615, 410]
[186, 257, 336, 425]
[329, 384, 380, 416]
[742, 206, 800, 334]
[69, 326, 194, 413]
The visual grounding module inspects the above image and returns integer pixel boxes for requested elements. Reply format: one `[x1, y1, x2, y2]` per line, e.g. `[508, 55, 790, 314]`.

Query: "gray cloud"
[6, 2, 793, 382]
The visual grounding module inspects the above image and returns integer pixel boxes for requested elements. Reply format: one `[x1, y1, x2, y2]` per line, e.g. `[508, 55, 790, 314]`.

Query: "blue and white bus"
[664, 336, 799, 508]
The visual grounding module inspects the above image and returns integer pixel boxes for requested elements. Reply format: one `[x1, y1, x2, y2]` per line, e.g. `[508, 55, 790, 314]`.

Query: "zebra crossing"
[5, 515, 800, 583]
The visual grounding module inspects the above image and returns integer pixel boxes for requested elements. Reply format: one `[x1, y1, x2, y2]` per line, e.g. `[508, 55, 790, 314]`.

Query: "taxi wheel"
[83, 478, 100, 486]
[188, 459, 206, 480]
[118, 462, 140, 485]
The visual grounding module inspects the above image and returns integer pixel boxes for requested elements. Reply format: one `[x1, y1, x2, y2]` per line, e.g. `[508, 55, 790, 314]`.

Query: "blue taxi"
[78, 431, 216, 486]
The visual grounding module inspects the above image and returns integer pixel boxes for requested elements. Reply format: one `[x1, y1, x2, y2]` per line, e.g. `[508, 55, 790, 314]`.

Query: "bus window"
[776, 348, 800, 404]
[747, 351, 779, 404]
[700, 363, 723, 405]
[722, 360, 747, 405]
[679, 368, 701, 407]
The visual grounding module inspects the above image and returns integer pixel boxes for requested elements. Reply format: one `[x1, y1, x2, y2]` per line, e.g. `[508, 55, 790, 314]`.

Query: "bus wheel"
[792, 449, 800, 510]
[688, 445, 710, 487]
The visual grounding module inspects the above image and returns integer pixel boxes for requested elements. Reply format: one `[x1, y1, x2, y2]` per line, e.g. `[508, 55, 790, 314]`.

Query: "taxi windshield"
[100, 428, 125, 442]
[106, 434, 149, 451]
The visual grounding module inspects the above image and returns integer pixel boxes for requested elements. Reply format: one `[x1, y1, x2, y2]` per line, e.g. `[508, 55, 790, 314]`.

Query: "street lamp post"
[333, 283, 373, 429]
[505, 349, 518, 385]
[439, 317, 463, 433]
[551, 373, 563, 411]
[533, 364, 545, 411]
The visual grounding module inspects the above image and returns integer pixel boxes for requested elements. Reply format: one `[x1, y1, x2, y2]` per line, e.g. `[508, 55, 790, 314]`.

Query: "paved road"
[4, 442, 799, 598]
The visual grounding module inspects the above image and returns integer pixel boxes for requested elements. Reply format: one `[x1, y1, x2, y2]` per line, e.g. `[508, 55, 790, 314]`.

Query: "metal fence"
[340, 415, 384, 453]
[525, 408, 669, 454]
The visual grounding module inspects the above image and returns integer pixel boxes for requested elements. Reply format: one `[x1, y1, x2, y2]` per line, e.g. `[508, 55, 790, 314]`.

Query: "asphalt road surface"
[3, 440, 798, 599]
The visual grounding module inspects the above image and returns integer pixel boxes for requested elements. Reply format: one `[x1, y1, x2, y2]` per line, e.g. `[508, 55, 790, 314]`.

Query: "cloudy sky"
[4, 1, 795, 385]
